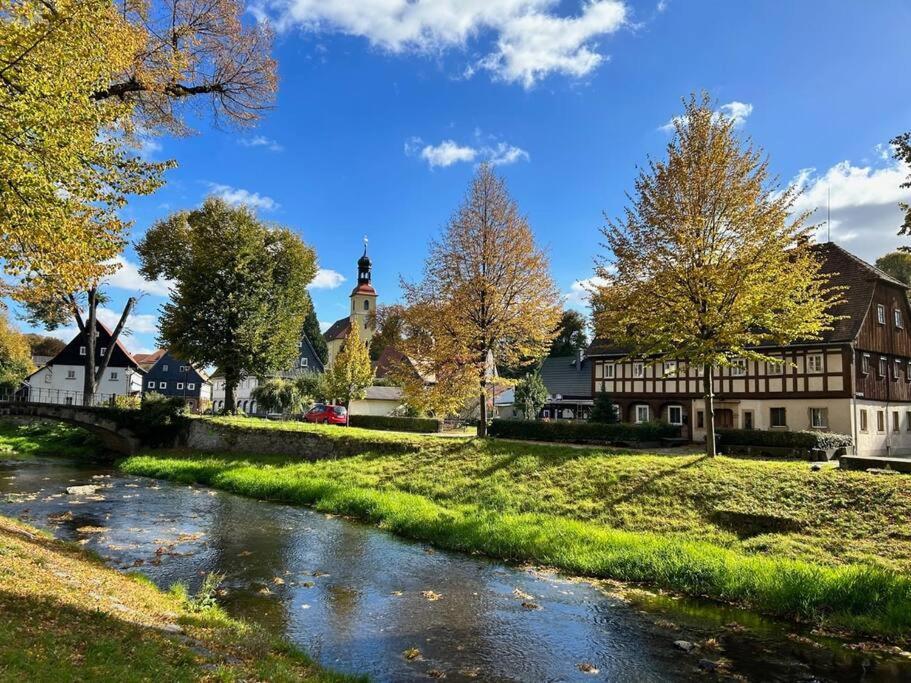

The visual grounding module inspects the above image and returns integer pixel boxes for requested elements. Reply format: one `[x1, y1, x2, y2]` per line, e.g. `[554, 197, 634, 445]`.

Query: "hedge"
[348, 414, 444, 433]
[717, 428, 853, 450]
[489, 418, 679, 444]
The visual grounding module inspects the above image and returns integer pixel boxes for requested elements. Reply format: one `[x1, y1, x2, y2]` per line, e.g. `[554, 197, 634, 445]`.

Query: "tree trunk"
[82, 289, 98, 406]
[703, 362, 716, 457]
[477, 381, 488, 437]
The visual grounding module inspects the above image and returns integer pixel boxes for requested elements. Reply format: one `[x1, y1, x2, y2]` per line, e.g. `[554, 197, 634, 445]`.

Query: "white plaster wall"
[854, 399, 911, 456]
[28, 365, 141, 405]
[348, 398, 401, 416]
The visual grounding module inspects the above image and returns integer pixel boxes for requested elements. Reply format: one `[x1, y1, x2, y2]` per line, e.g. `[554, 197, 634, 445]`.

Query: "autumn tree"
[876, 252, 911, 284]
[550, 309, 589, 357]
[593, 93, 838, 456]
[370, 304, 406, 361]
[401, 164, 562, 436]
[514, 371, 547, 420]
[324, 323, 374, 421]
[24, 334, 65, 358]
[137, 198, 316, 412]
[0, 312, 34, 394]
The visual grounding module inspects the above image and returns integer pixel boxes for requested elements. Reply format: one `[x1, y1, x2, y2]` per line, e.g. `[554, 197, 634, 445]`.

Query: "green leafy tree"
[137, 198, 317, 412]
[24, 334, 65, 358]
[370, 304, 406, 361]
[0, 312, 34, 394]
[593, 94, 838, 456]
[302, 294, 328, 365]
[294, 372, 327, 405]
[513, 372, 547, 419]
[252, 378, 305, 416]
[324, 323, 374, 420]
[550, 310, 589, 357]
[589, 393, 619, 424]
[876, 252, 911, 284]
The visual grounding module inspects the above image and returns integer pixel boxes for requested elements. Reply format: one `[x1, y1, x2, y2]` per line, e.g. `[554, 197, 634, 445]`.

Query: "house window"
[147, 381, 155, 388]
[667, 405, 683, 425]
[180, 365, 188, 373]
[99, 347, 106, 356]
[807, 354, 823, 373]
[770, 407, 787, 428]
[188, 383, 195, 390]
[109, 371, 118, 381]
[663, 361, 677, 377]
[162, 365, 168, 372]
[697, 410, 705, 429]
[860, 409, 868, 432]
[907, 360, 911, 382]
[877, 304, 886, 325]
[79, 346, 86, 356]
[66, 369, 76, 379]
[879, 357, 887, 378]
[364, 299, 370, 311]
[602, 363, 615, 379]
[906, 411, 911, 432]
[542, 409, 550, 419]
[743, 410, 754, 430]
[634, 405, 650, 423]
[894, 411, 901, 433]
[633, 362, 644, 378]
[809, 408, 828, 429]
[896, 358, 903, 381]
[301, 357, 309, 368]
[731, 359, 746, 376]
[896, 309, 904, 329]
[65, 396, 73, 405]
[177, 383, 184, 390]
[44, 373, 51, 383]
[767, 358, 784, 374]
[159, 381, 167, 389]
[877, 410, 886, 432]
[862, 354, 870, 375]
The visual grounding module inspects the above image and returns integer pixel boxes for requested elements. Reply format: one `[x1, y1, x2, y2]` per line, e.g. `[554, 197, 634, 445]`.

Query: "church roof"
[323, 316, 351, 341]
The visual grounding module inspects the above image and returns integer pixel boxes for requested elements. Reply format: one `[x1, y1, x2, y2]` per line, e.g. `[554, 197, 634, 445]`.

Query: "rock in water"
[66, 485, 100, 496]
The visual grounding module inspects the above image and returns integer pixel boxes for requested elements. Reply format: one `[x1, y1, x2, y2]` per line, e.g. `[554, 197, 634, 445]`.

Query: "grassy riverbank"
[0, 420, 100, 460]
[119, 418, 911, 640]
[0, 514, 356, 682]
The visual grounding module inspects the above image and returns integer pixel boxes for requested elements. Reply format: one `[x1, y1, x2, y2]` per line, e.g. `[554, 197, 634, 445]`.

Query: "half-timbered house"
[587, 243, 911, 456]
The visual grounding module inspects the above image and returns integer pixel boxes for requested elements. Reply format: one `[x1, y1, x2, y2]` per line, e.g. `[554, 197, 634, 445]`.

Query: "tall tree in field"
[302, 293, 329, 365]
[401, 164, 562, 436]
[514, 371, 547, 420]
[550, 309, 589, 357]
[593, 93, 838, 456]
[137, 198, 316, 412]
[2, 0, 276, 404]
[876, 252, 911, 284]
[0, 312, 34, 394]
[324, 323, 374, 420]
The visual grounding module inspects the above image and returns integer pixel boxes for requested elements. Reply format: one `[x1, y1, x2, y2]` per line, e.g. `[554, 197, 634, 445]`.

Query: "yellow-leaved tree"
[324, 323, 374, 422]
[0, 311, 34, 394]
[401, 164, 562, 436]
[592, 93, 840, 456]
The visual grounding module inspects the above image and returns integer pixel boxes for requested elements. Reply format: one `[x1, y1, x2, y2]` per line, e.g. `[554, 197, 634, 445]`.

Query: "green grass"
[121, 426, 911, 640]
[0, 420, 100, 460]
[0, 514, 360, 682]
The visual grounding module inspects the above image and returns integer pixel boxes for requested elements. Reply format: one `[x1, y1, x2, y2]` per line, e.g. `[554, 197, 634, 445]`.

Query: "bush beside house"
[348, 414, 444, 433]
[717, 428, 853, 459]
[489, 418, 679, 445]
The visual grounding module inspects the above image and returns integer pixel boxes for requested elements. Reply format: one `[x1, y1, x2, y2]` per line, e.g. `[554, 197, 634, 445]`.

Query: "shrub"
[489, 418, 679, 444]
[717, 428, 853, 450]
[348, 414, 444, 433]
[95, 393, 189, 447]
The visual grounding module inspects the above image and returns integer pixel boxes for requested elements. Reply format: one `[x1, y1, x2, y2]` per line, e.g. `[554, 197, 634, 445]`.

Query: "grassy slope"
[121, 418, 911, 639]
[0, 515, 357, 682]
[0, 421, 100, 460]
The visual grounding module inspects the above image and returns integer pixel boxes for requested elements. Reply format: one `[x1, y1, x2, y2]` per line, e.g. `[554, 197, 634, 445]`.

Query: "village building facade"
[587, 243, 911, 457]
[140, 349, 212, 412]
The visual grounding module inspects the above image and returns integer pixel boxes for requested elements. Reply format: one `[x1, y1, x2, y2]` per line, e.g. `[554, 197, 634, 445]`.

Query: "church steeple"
[357, 237, 372, 285]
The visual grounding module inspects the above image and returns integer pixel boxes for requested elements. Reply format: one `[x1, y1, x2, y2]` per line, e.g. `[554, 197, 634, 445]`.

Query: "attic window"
[896, 309, 904, 329]
[862, 353, 870, 375]
[79, 346, 86, 356]
[99, 347, 106, 356]
[877, 304, 886, 325]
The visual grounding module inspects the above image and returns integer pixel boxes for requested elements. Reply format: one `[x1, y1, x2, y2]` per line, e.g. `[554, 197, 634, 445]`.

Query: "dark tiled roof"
[587, 242, 903, 357]
[323, 317, 351, 341]
[540, 356, 592, 399]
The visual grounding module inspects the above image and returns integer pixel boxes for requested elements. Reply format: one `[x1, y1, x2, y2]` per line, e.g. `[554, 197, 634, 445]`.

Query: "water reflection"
[2, 457, 910, 682]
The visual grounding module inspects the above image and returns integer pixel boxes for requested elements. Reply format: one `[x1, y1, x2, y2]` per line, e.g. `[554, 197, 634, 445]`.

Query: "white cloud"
[104, 256, 174, 297]
[406, 136, 529, 168]
[239, 135, 284, 152]
[208, 183, 279, 211]
[309, 268, 346, 289]
[659, 100, 754, 133]
[137, 137, 163, 160]
[564, 275, 608, 306]
[319, 320, 332, 332]
[657, 0, 669, 12]
[787, 158, 909, 262]
[97, 308, 159, 335]
[252, 0, 627, 87]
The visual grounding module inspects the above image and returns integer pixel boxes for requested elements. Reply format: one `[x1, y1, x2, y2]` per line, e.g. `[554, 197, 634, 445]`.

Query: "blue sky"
[21, 0, 911, 354]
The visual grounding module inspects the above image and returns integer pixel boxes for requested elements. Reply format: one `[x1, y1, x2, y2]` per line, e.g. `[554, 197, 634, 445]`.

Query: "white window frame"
[667, 405, 683, 425]
[633, 362, 644, 378]
[809, 407, 828, 429]
[162, 365, 169, 372]
[301, 357, 309, 368]
[731, 359, 746, 377]
[862, 353, 871, 375]
[860, 409, 868, 433]
[44, 373, 51, 384]
[663, 361, 677, 377]
[877, 410, 886, 433]
[188, 383, 195, 390]
[877, 304, 886, 325]
[99, 347, 106, 357]
[79, 346, 86, 356]
[604, 363, 615, 379]
[879, 357, 887, 378]
[109, 371, 118, 381]
[896, 358, 903, 382]
[807, 354, 823, 373]
[147, 380, 155, 388]
[896, 309, 904, 329]
[176, 382, 184, 390]
[66, 369, 76, 379]
[159, 381, 167, 389]
[635, 405, 650, 423]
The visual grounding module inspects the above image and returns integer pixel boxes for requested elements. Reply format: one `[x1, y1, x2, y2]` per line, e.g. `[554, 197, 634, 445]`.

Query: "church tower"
[349, 239, 378, 345]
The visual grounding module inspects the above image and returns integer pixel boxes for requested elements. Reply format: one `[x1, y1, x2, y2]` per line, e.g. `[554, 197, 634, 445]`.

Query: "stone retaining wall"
[185, 420, 416, 460]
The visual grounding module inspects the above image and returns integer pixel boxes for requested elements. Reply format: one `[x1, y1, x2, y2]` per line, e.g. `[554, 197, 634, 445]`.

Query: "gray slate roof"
[540, 356, 592, 399]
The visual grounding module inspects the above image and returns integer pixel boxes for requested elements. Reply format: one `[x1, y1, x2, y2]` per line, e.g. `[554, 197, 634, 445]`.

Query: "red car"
[303, 403, 348, 425]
